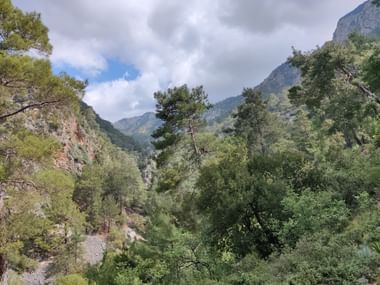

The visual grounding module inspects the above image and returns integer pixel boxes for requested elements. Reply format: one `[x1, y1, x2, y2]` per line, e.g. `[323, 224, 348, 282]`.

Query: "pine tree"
[233, 89, 272, 158]
[288, 40, 380, 147]
[152, 85, 211, 165]
[0, 0, 86, 123]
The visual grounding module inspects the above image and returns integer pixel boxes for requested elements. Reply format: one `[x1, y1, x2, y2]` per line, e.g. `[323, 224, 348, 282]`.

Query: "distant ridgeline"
[114, 0, 380, 143]
[80, 102, 143, 154]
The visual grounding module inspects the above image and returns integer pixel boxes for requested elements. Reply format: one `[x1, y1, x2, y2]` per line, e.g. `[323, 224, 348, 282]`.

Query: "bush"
[55, 274, 88, 285]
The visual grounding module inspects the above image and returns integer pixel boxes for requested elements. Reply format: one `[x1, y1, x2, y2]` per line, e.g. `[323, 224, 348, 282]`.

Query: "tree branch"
[0, 100, 61, 122]
[339, 66, 380, 104]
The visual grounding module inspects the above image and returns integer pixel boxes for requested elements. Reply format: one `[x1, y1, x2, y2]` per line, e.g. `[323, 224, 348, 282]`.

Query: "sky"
[14, 0, 364, 122]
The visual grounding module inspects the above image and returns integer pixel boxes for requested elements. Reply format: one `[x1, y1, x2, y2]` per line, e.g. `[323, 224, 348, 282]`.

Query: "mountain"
[115, 0, 380, 144]
[333, 0, 380, 42]
[204, 62, 301, 124]
[114, 62, 301, 141]
[114, 112, 162, 147]
[81, 102, 142, 153]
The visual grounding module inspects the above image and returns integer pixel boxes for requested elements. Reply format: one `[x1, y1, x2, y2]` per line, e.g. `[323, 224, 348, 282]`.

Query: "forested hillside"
[0, 1, 146, 284]
[90, 29, 380, 283]
[2, 0, 380, 285]
[114, 112, 161, 150]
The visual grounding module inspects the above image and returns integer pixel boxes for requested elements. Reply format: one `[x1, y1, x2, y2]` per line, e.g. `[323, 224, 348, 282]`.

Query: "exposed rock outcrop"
[81, 235, 106, 265]
[333, 0, 380, 42]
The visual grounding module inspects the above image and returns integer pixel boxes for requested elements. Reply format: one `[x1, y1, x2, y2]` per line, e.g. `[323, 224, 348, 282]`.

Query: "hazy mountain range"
[114, 0, 380, 146]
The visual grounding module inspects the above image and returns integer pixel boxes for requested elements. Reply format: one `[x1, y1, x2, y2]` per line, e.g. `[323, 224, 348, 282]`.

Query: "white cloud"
[50, 33, 107, 76]
[13, 0, 364, 121]
[85, 73, 160, 121]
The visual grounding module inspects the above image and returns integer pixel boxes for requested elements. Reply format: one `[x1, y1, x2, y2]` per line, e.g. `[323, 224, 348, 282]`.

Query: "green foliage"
[111, 36, 380, 283]
[100, 195, 120, 233]
[0, 0, 51, 54]
[152, 85, 211, 165]
[363, 47, 380, 93]
[280, 190, 349, 247]
[233, 89, 272, 157]
[262, 233, 379, 284]
[55, 274, 89, 285]
[74, 164, 104, 230]
[105, 160, 143, 210]
[288, 38, 380, 147]
[88, 214, 221, 285]
[33, 170, 86, 274]
[8, 271, 22, 285]
[11, 129, 60, 162]
[0, 2, 148, 283]
[80, 102, 143, 154]
[199, 152, 290, 257]
[0, 0, 86, 122]
[74, 155, 146, 232]
[3, 1, 380, 283]
[156, 167, 184, 193]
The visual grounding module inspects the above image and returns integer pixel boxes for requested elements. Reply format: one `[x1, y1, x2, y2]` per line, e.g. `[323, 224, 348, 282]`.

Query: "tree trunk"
[257, 127, 266, 155]
[253, 211, 279, 247]
[247, 133, 255, 160]
[188, 122, 200, 157]
[352, 129, 364, 146]
[64, 223, 68, 245]
[0, 254, 8, 285]
[343, 129, 353, 148]
[249, 203, 280, 248]
[119, 194, 123, 215]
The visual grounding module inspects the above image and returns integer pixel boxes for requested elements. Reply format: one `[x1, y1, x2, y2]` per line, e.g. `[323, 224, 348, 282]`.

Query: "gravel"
[81, 235, 106, 265]
[21, 261, 54, 285]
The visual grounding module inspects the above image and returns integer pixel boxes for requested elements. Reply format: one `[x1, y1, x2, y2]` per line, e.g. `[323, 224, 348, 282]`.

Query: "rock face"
[254, 63, 300, 98]
[52, 114, 97, 173]
[19, 235, 106, 285]
[21, 261, 54, 285]
[203, 62, 300, 123]
[333, 0, 380, 42]
[81, 235, 106, 265]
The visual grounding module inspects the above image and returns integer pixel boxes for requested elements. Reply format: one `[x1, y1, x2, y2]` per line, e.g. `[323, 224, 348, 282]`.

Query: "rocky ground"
[20, 235, 106, 285]
[21, 261, 53, 285]
[81, 235, 106, 266]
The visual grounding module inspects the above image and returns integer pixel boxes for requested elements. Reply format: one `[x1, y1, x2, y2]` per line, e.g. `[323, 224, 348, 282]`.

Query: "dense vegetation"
[81, 102, 143, 154]
[0, 1, 145, 284]
[87, 38, 380, 285]
[2, 0, 380, 284]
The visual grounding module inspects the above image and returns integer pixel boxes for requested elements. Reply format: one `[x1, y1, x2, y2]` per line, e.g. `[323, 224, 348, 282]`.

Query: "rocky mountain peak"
[333, 0, 380, 42]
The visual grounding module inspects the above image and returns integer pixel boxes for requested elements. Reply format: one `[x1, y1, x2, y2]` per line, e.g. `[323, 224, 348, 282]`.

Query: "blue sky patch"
[52, 58, 140, 84]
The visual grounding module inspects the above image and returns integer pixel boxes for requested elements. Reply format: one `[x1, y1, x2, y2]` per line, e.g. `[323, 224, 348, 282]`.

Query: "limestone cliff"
[333, 1, 380, 42]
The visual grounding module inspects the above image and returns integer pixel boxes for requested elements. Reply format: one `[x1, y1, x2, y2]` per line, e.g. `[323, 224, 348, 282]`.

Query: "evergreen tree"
[233, 89, 272, 158]
[0, 0, 86, 123]
[0, 0, 51, 54]
[288, 39, 380, 147]
[152, 85, 211, 165]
